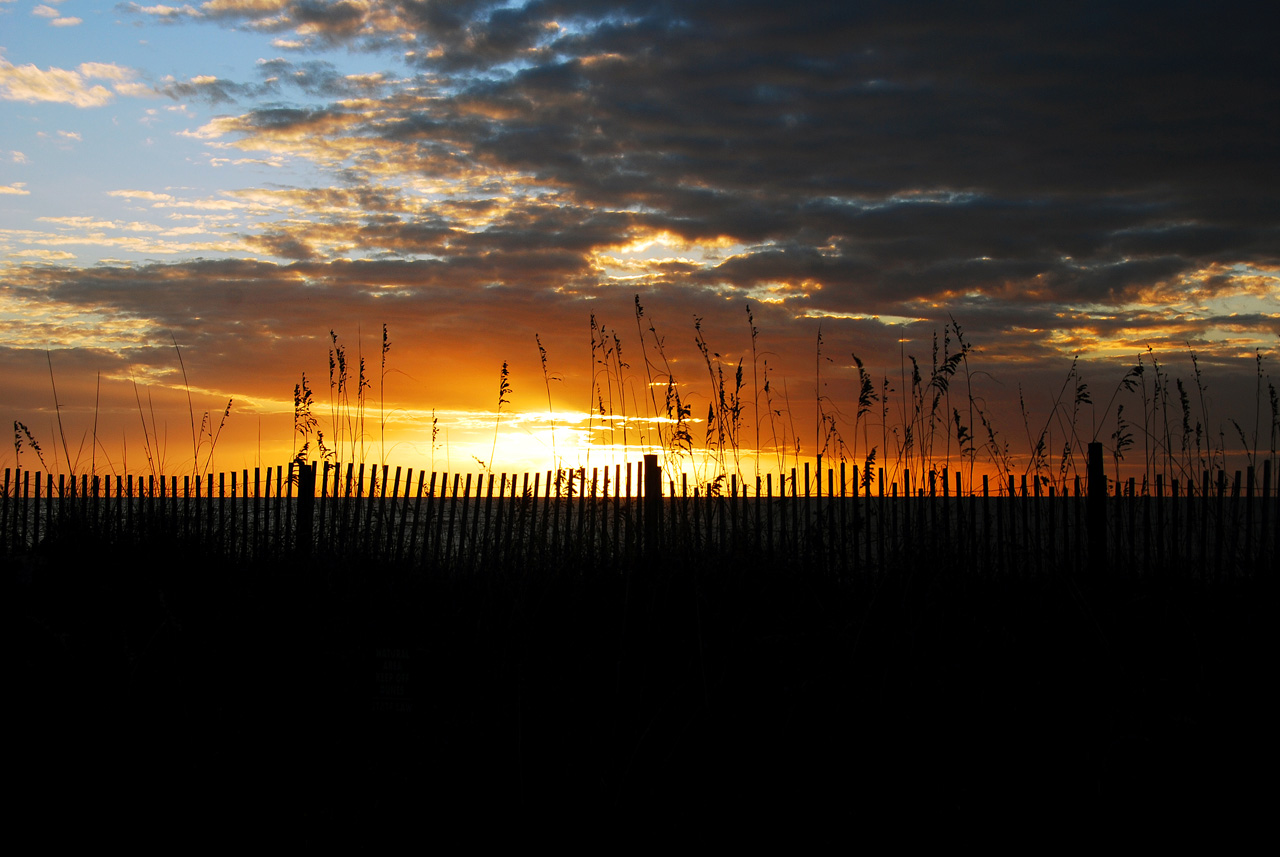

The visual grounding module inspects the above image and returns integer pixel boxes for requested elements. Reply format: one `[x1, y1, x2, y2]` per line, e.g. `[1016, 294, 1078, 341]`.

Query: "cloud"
[0, 58, 141, 106]
[107, 189, 176, 203]
[158, 60, 394, 105]
[200, 0, 290, 16]
[119, 3, 201, 20]
[33, 3, 79, 25]
[114, 81, 159, 98]
[76, 62, 136, 82]
[159, 73, 272, 104]
[0, 216, 247, 257]
[0, 182, 29, 195]
[8, 249, 76, 261]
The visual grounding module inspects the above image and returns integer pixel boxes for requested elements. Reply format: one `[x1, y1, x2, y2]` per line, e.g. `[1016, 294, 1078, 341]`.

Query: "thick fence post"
[643, 454, 662, 558]
[1087, 442, 1107, 573]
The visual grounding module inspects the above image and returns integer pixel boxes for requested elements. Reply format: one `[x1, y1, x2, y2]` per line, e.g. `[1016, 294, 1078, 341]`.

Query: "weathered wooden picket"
[2, 448, 1274, 577]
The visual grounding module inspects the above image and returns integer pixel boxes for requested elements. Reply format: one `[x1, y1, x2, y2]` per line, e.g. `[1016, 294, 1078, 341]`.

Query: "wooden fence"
[3, 449, 1275, 577]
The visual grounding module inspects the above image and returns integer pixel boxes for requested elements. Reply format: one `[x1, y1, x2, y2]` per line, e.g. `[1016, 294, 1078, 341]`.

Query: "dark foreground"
[7, 529, 1270, 824]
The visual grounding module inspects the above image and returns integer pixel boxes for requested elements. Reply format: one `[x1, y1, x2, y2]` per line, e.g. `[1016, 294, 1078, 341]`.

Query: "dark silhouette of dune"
[8, 523, 1268, 822]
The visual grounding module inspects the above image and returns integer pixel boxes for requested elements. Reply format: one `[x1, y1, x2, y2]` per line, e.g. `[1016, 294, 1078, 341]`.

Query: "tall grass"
[6, 305, 1276, 500]
[535, 333, 562, 474]
[488, 361, 511, 473]
[623, 306, 1275, 496]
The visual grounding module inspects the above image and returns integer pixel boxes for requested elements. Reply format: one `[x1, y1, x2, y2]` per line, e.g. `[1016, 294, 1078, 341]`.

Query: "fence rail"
[3, 450, 1275, 577]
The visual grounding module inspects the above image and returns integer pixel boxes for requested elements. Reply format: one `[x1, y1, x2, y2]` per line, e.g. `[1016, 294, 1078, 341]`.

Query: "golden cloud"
[0, 58, 140, 107]
[130, 4, 200, 17]
[200, 0, 289, 14]
[7, 249, 77, 261]
[108, 189, 177, 203]
[0, 59, 112, 107]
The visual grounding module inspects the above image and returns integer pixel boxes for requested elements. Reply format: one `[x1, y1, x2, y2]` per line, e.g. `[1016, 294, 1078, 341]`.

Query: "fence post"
[644, 453, 662, 558]
[1087, 442, 1107, 574]
[297, 462, 316, 557]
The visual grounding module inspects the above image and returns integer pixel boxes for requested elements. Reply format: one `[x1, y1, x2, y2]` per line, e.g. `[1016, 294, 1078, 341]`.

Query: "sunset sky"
[2, 1, 1277, 488]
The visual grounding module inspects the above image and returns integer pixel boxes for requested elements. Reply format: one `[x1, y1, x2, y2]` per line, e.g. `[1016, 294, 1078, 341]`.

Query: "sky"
[2, 1, 1278, 491]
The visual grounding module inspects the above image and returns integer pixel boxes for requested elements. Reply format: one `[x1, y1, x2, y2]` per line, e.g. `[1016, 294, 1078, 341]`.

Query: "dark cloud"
[254, 59, 394, 98]
[291, 0, 368, 39]
[167, 2, 1275, 310]
[246, 231, 317, 260]
[159, 60, 395, 105]
[159, 76, 276, 105]
[98, 2, 1280, 339]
